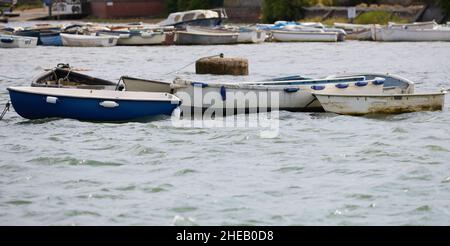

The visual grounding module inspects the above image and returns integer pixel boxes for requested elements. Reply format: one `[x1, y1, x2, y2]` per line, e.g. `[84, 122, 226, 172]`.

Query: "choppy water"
[1, 31, 450, 225]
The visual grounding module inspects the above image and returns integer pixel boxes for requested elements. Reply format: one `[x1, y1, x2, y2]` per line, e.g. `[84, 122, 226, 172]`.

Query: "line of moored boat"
[5, 64, 447, 122]
[2, 9, 450, 48]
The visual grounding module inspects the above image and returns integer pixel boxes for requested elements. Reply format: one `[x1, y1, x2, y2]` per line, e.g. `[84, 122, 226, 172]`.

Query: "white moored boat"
[373, 28, 450, 42]
[271, 30, 338, 42]
[315, 91, 446, 115]
[372, 22, 450, 42]
[334, 23, 376, 40]
[237, 28, 266, 43]
[387, 21, 438, 30]
[187, 25, 265, 44]
[159, 9, 228, 28]
[117, 31, 167, 45]
[123, 76, 392, 113]
[60, 33, 119, 47]
[175, 29, 238, 45]
[0, 35, 38, 48]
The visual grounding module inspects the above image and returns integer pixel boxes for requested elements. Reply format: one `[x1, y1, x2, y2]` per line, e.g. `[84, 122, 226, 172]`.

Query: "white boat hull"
[118, 32, 167, 45]
[347, 29, 373, 40]
[175, 31, 238, 45]
[373, 28, 450, 42]
[315, 92, 446, 115]
[237, 30, 266, 43]
[124, 77, 386, 112]
[0, 35, 38, 48]
[61, 33, 119, 47]
[271, 30, 338, 42]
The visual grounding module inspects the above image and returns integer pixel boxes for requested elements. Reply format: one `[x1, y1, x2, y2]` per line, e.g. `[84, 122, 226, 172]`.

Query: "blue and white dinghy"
[7, 87, 181, 121]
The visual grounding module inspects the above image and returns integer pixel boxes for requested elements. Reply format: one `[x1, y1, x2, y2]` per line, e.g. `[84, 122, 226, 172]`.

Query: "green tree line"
[440, 0, 450, 17]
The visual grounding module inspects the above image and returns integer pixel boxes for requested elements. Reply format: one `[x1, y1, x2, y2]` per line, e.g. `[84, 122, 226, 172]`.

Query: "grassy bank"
[299, 17, 348, 26]
[354, 11, 408, 24]
[300, 10, 408, 26]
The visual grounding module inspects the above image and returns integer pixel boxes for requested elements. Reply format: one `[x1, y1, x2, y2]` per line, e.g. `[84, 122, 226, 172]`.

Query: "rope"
[57, 65, 72, 86]
[115, 77, 123, 91]
[0, 101, 11, 121]
[164, 53, 224, 75]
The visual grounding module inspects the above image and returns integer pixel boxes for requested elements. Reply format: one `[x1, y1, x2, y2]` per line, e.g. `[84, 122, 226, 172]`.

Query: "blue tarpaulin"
[43, 0, 53, 7]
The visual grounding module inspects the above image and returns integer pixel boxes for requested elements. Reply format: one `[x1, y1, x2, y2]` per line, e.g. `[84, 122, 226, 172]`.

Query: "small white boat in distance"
[237, 27, 266, 43]
[187, 25, 265, 44]
[315, 91, 446, 115]
[271, 30, 338, 42]
[159, 9, 227, 28]
[175, 30, 238, 45]
[333, 23, 376, 40]
[372, 21, 450, 42]
[60, 33, 119, 47]
[0, 35, 37, 48]
[117, 31, 167, 45]
[373, 28, 450, 42]
[387, 21, 438, 30]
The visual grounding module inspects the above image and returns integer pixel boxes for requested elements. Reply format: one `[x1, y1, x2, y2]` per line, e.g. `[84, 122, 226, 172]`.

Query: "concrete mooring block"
[196, 56, 249, 76]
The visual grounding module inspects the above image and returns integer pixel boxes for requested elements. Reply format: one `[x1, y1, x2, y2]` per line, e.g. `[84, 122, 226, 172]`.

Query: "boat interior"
[32, 68, 117, 90]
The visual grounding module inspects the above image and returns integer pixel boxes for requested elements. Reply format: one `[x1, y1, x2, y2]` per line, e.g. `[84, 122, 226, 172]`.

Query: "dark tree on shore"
[262, 0, 308, 23]
[440, 0, 450, 16]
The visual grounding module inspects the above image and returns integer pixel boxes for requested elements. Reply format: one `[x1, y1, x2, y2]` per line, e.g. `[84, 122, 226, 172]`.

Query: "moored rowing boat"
[60, 33, 119, 47]
[271, 30, 338, 42]
[0, 34, 37, 48]
[314, 91, 446, 115]
[7, 86, 181, 121]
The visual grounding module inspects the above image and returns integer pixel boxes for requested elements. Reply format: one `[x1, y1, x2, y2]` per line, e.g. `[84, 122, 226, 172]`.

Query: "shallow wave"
[0, 41, 449, 225]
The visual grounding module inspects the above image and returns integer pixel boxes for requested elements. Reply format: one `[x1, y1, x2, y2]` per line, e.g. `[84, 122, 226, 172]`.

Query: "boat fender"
[220, 86, 226, 101]
[311, 85, 325, 91]
[46, 96, 58, 104]
[372, 77, 386, 85]
[192, 82, 208, 88]
[100, 101, 119, 108]
[335, 83, 349, 89]
[355, 81, 368, 87]
[284, 88, 299, 93]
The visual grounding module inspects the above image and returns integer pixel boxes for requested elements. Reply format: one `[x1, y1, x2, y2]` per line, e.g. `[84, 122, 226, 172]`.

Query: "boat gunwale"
[175, 30, 239, 38]
[313, 91, 446, 98]
[7, 86, 181, 103]
[271, 30, 339, 36]
[328, 73, 416, 87]
[60, 33, 119, 40]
